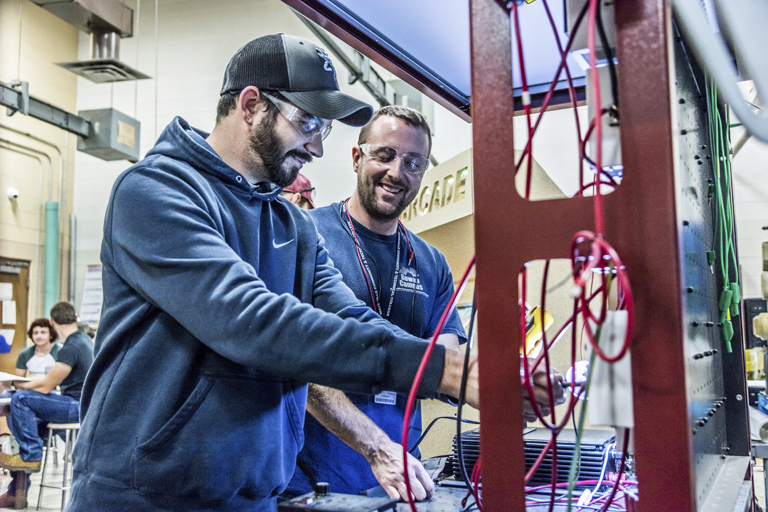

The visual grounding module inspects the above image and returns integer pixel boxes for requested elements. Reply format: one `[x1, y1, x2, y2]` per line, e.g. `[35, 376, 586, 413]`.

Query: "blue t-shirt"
[288, 201, 467, 496]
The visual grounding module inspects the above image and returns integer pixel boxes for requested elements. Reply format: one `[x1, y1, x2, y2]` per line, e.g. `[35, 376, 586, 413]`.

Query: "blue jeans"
[8, 390, 78, 462]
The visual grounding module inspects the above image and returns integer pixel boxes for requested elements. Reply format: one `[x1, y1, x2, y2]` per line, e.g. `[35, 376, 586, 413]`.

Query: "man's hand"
[367, 439, 434, 502]
[522, 358, 566, 422]
[307, 385, 435, 501]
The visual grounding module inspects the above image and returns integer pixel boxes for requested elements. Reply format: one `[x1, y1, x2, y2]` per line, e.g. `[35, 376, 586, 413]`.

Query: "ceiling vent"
[57, 59, 149, 83]
[32, 0, 150, 83]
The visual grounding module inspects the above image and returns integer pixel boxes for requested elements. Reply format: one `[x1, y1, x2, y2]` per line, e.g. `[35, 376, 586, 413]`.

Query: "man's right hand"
[522, 358, 566, 422]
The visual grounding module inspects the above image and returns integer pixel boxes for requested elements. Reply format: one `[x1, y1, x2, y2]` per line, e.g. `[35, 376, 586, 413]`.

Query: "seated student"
[15, 318, 61, 380]
[0, 302, 94, 507]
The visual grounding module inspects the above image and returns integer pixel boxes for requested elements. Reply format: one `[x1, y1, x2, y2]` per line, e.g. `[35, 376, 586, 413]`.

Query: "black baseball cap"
[221, 34, 373, 127]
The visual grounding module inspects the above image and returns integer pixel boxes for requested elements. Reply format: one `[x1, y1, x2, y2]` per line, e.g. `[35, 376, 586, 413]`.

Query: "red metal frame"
[470, 0, 694, 510]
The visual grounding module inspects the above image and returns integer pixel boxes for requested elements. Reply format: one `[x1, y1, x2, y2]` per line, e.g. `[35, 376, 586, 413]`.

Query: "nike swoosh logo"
[272, 239, 294, 249]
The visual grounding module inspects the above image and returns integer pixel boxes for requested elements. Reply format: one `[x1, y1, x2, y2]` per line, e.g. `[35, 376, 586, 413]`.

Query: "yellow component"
[525, 0, 538, 3]
[522, 306, 554, 356]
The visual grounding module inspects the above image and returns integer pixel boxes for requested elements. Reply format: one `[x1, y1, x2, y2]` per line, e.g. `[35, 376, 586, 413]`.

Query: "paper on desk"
[0, 372, 29, 383]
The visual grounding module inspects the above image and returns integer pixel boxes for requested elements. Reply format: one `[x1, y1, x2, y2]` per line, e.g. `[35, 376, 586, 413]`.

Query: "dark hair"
[50, 301, 77, 325]
[215, 89, 282, 125]
[357, 105, 432, 155]
[216, 92, 239, 124]
[27, 318, 58, 343]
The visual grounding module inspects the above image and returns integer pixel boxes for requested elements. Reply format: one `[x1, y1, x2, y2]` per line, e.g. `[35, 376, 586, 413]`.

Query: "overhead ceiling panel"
[283, 0, 586, 121]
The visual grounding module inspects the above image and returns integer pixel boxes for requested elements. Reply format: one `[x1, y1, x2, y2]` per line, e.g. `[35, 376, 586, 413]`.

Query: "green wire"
[705, 77, 739, 352]
[565, 347, 598, 512]
[566, 266, 615, 511]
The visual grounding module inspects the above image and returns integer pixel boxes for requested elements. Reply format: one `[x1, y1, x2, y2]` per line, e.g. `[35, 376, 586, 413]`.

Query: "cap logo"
[316, 47, 336, 81]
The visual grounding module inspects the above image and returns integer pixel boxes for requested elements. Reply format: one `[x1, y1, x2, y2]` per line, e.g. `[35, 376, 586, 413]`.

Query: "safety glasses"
[358, 143, 430, 176]
[262, 92, 333, 141]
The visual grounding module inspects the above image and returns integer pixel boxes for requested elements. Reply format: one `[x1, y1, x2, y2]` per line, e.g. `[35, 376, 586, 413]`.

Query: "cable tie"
[521, 91, 532, 107]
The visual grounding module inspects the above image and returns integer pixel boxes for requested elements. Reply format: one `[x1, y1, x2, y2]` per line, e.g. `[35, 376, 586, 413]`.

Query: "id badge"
[374, 391, 397, 405]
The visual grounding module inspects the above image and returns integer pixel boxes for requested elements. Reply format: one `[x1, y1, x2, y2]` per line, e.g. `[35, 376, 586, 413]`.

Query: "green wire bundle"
[706, 78, 740, 353]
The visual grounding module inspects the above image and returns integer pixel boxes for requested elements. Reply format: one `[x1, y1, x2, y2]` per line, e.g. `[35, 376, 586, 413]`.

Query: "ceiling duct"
[32, 0, 150, 83]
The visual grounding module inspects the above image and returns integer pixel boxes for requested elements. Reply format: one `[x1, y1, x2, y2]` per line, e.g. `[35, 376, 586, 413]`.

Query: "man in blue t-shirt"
[288, 106, 467, 501]
[0, 301, 94, 507]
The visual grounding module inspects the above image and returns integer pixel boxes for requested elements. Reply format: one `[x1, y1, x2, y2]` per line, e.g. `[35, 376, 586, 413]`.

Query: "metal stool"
[37, 422, 79, 511]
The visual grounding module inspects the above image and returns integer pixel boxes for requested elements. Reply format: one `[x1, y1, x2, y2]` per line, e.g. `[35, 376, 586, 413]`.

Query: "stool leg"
[37, 427, 54, 510]
[52, 434, 58, 469]
[61, 429, 76, 511]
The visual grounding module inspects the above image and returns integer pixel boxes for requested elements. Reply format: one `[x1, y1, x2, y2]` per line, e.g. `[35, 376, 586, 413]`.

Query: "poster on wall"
[2, 301, 16, 325]
[80, 265, 103, 325]
[0, 283, 12, 301]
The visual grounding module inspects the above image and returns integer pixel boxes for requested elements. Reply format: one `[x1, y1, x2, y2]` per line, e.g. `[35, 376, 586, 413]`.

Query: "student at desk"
[15, 318, 62, 380]
[0, 302, 93, 507]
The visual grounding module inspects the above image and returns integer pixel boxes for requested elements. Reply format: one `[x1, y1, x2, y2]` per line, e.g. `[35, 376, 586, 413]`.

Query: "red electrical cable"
[515, 1, 589, 177]
[472, 455, 483, 509]
[401, 256, 476, 512]
[570, 233, 635, 363]
[542, 0, 585, 186]
[511, 2, 535, 199]
[525, 436, 555, 484]
[520, 265, 583, 430]
[587, 0, 606, 235]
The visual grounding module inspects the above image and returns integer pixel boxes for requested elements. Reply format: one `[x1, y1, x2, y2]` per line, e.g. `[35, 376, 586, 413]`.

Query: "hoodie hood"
[146, 116, 283, 202]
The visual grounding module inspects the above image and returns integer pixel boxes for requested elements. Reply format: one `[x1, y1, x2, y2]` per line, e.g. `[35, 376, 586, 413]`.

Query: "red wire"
[511, 3, 535, 199]
[541, 0, 586, 189]
[571, 233, 635, 363]
[525, 436, 555, 484]
[514, 0, 589, 177]
[401, 255, 476, 512]
[472, 455, 483, 509]
[522, 270, 597, 429]
[587, 0, 605, 235]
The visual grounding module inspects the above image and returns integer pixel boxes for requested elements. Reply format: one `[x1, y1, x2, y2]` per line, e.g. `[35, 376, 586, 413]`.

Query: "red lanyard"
[342, 198, 414, 317]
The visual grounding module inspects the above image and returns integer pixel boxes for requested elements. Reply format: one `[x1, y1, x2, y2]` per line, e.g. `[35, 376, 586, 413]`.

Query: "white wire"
[672, 0, 768, 143]
[591, 441, 614, 496]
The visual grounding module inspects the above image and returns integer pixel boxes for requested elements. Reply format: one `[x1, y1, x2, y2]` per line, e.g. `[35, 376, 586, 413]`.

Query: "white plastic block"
[589, 310, 634, 428]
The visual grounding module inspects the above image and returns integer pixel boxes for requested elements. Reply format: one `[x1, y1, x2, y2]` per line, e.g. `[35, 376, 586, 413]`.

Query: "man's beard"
[246, 110, 312, 188]
[356, 171, 417, 222]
